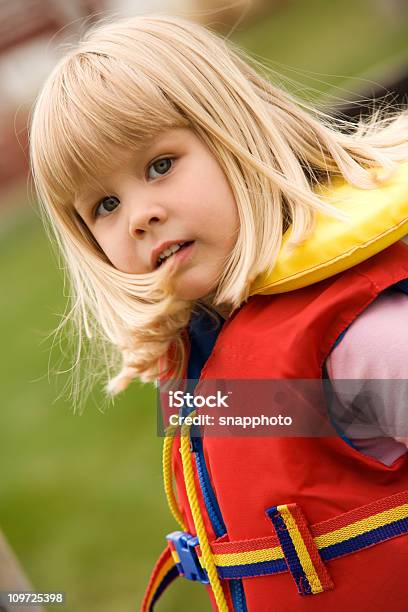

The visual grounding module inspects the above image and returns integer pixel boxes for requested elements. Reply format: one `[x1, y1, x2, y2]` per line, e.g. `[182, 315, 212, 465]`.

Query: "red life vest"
[144, 242, 408, 611]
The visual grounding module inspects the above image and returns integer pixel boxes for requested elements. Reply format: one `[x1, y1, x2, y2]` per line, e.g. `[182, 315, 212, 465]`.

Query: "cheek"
[225, 195, 240, 231]
[95, 233, 115, 261]
[212, 186, 239, 241]
[95, 233, 134, 273]
[208, 168, 239, 228]
[191, 171, 239, 231]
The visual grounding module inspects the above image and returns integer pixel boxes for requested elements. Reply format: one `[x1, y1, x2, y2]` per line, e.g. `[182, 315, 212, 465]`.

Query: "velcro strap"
[141, 545, 179, 612]
[266, 503, 334, 595]
[196, 489, 408, 586]
[142, 490, 408, 606]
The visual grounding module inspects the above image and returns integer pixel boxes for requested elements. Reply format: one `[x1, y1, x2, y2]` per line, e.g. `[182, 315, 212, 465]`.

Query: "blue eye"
[148, 157, 173, 179]
[94, 195, 120, 218]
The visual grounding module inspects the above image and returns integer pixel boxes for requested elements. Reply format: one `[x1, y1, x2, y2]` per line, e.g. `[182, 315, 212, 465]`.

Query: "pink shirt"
[326, 288, 408, 466]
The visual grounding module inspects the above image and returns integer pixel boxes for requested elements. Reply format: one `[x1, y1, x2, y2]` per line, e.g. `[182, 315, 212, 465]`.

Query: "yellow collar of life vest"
[250, 162, 408, 295]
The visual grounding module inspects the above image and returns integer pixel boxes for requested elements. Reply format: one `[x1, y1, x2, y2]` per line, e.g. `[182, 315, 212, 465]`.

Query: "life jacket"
[142, 165, 408, 612]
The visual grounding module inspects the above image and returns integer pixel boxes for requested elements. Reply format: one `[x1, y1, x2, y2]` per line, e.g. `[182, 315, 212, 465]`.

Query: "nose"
[128, 202, 168, 238]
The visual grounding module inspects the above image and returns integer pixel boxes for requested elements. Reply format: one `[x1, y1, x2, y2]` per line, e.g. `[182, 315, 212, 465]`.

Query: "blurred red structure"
[0, 0, 105, 199]
[0, 0, 62, 54]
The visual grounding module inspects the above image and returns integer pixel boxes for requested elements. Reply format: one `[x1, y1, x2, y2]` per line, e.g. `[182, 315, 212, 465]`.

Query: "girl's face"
[74, 128, 239, 301]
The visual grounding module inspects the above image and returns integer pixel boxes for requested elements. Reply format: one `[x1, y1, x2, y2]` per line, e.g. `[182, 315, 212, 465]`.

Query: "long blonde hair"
[29, 13, 408, 401]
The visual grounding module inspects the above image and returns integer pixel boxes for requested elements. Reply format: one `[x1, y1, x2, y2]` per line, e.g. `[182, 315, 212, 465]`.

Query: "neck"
[200, 291, 233, 320]
[212, 303, 234, 319]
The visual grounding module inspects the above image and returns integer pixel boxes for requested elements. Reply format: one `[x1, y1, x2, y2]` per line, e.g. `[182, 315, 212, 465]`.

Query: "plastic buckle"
[166, 531, 209, 583]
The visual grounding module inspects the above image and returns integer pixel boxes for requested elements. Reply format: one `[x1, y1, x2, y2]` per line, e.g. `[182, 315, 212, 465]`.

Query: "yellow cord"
[163, 425, 187, 531]
[180, 413, 229, 612]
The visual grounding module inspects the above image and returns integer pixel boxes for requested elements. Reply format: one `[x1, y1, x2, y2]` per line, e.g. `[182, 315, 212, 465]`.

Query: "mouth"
[156, 241, 195, 269]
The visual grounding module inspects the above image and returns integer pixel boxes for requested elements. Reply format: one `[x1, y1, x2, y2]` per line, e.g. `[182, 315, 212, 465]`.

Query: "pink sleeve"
[326, 288, 408, 466]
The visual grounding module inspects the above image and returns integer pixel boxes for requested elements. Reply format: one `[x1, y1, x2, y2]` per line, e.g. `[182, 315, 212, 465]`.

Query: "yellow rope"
[180, 413, 229, 611]
[162, 425, 187, 531]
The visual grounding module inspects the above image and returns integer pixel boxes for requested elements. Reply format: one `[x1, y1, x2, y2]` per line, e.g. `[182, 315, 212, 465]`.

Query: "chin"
[174, 286, 211, 301]
[172, 273, 218, 302]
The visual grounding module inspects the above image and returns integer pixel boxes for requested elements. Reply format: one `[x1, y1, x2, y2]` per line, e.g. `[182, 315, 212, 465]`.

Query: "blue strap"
[187, 307, 224, 381]
[332, 326, 349, 349]
[186, 308, 248, 611]
[395, 278, 408, 295]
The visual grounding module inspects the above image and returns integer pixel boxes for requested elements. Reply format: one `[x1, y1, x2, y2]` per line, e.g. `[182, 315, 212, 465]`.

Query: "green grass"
[1, 1, 408, 610]
[0, 211, 210, 611]
[234, 0, 408, 102]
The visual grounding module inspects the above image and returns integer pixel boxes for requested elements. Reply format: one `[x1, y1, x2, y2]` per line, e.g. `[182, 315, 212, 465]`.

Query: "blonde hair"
[29, 13, 408, 401]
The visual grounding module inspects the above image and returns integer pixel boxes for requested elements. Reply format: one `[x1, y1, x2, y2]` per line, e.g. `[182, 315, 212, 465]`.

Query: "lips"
[151, 240, 194, 270]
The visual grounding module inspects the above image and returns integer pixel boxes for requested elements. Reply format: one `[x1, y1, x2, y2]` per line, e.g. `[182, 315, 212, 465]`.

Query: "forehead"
[39, 54, 193, 206]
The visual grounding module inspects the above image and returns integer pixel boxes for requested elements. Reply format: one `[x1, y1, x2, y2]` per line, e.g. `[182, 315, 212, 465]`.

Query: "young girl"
[29, 14, 408, 611]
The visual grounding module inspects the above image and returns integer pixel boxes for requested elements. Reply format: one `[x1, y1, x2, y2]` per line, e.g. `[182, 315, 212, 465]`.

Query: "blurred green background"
[1, 0, 408, 610]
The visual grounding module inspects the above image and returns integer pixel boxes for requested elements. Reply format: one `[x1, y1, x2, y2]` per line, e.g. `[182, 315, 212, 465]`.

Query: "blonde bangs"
[31, 48, 189, 208]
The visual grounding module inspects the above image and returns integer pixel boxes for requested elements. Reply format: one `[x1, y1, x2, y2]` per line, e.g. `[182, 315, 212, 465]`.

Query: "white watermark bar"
[0, 591, 65, 606]
[156, 379, 408, 438]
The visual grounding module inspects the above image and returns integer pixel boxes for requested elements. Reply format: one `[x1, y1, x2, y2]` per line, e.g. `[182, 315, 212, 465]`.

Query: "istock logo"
[168, 390, 231, 408]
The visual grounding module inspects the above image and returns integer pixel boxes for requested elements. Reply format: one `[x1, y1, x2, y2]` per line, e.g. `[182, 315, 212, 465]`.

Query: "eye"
[147, 157, 173, 179]
[94, 195, 120, 218]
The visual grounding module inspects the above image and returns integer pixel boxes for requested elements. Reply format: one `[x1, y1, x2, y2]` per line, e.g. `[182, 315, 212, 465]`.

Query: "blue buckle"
[166, 531, 209, 583]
